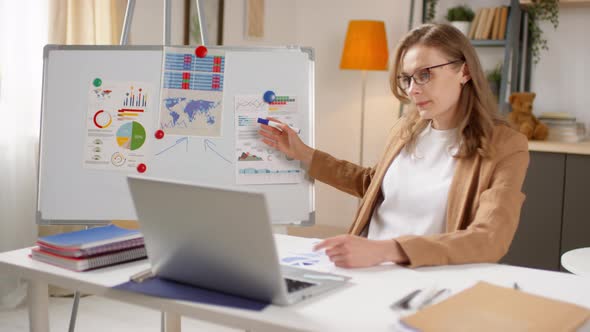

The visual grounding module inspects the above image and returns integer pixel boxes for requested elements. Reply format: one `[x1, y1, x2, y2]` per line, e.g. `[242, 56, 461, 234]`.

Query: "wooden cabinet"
[501, 152, 564, 270]
[501, 151, 590, 271]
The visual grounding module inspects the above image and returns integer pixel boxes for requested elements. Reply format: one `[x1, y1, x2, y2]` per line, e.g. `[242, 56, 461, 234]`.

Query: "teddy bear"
[508, 92, 548, 140]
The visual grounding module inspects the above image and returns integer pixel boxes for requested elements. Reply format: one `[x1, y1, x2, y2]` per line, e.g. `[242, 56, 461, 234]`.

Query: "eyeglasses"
[396, 60, 463, 91]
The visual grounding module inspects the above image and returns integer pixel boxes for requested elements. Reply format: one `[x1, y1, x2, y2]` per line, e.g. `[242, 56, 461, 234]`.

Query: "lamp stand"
[359, 70, 367, 166]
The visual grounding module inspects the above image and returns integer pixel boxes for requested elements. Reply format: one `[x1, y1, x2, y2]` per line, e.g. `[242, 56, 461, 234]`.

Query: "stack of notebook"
[31, 225, 147, 271]
[539, 112, 585, 143]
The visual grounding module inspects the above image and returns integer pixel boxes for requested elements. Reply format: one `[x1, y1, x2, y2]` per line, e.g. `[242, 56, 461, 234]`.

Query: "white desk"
[562, 247, 590, 277]
[1, 234, 590, 332]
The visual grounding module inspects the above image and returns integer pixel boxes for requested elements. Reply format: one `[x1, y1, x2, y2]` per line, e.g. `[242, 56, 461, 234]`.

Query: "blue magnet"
[263, 90, 276, 103]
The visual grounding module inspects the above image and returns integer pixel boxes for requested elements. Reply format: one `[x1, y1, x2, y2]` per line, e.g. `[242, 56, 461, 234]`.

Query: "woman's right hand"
[258, 118, 314, 168]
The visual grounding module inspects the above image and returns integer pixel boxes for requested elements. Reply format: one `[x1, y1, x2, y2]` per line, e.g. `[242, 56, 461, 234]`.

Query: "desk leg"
[162, 311, 181, 332]
[27, 280, 49, 332]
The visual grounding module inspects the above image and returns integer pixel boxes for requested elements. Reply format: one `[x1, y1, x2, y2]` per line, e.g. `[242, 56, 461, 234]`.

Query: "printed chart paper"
[234, 95, 303, 185]
[159, 47, 225, 137]
[84, 79, 155, 172]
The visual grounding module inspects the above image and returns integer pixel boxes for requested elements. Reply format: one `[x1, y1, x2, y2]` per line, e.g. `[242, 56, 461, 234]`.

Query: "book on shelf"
[539, 112, 576, 121]
[37, 224, 143, 251]
[482, 7, 496, 39]
[492, 7, 501, 39]
[31, 246, 147, 272]
[468, 8, 483, 39]
[475, 8, 490, 39]
[468, 6, 509, 41]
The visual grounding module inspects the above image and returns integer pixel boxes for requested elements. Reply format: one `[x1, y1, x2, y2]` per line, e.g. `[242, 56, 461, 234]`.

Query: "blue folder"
[38, 225, 141, 248]
[113, 277, 268, 311]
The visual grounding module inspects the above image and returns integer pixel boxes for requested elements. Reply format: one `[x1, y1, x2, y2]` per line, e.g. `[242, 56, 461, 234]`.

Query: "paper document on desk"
[275, 235, 334, 272]
[401, 281, 590, 332]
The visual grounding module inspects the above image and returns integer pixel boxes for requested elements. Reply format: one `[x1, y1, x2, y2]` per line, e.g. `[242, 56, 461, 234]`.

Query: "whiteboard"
[37, 45, 315, 225]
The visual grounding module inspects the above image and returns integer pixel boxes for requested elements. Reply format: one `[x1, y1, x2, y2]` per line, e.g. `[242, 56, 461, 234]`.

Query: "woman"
[259, 24, 529, 268]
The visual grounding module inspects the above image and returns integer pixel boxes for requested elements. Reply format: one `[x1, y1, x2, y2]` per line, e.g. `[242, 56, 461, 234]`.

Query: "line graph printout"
[84, 80, 155, 172]
[234, 95, 303, 185]
[159, 47, 225, 137]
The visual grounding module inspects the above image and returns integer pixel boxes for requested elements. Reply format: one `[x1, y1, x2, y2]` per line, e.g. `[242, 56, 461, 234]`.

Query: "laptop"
[126, 176, 349, 306]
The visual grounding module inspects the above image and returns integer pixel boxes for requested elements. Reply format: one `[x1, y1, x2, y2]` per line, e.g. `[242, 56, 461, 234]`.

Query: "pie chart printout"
[116, 121, 146, 151]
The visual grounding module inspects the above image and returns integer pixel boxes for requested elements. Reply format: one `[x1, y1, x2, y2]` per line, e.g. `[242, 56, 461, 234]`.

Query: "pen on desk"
[257, 118, 301, 134]
[417, 288, 449, 309]
[407, 285, 440, 309]
[390, 289, 422, 310]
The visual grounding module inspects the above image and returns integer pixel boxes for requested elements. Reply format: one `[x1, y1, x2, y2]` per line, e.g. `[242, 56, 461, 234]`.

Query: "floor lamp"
[340, 20, 389, 166]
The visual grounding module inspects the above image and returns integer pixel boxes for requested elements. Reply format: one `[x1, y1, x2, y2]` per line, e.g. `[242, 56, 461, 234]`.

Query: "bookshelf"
[520, 0, 590, 7]
[471, 39, 507, 47]
[421, 0, 522, 114]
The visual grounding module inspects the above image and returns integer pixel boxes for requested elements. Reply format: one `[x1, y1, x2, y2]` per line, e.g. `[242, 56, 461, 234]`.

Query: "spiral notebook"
[36, 225, 143, 256]
[31, 246, 147, 271]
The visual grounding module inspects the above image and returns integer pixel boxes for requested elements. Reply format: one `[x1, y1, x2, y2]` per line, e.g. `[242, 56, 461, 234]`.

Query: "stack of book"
[31, 225, 147, 272]
[538, 112, 585, 143]
[468, 6, 509, 40]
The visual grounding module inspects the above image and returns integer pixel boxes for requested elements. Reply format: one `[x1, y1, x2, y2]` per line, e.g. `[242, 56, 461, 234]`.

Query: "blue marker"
[257, 118, 301, 134]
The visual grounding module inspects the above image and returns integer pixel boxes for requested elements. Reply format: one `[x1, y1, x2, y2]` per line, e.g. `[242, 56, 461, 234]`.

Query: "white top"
[368, 123, 459, 240]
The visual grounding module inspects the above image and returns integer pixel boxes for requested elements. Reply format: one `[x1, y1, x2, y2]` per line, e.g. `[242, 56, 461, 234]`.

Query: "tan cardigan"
[308, 121, 530, 268]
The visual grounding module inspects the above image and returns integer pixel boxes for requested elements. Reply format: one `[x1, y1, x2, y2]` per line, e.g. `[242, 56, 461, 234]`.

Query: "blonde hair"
[390, 23, 507, 158]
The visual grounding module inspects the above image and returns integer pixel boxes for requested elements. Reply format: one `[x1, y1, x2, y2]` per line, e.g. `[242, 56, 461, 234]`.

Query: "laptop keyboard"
[285, 278, 315, 293]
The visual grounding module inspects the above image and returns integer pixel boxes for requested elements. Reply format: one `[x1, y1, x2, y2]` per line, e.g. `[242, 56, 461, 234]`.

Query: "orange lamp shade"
[340, 20, 389, 71]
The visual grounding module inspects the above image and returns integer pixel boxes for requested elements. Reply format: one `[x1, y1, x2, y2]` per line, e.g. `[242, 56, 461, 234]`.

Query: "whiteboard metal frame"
[36, 45, 315, 226]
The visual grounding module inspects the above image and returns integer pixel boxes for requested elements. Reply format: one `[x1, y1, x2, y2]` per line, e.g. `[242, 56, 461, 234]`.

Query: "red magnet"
[155, 129, 165, 139]
[195, 46, 208, 58]
[137, 163, 147, 173]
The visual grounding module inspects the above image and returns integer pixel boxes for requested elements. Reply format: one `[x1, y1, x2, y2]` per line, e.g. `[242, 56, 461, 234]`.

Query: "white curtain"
[48, 0, 125, 45]
[0, 0, 49, 309]
[0, 0, 126, 308]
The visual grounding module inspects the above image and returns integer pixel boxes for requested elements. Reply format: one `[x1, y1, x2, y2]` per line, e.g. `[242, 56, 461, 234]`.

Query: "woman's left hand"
[313, 235, 406, 268]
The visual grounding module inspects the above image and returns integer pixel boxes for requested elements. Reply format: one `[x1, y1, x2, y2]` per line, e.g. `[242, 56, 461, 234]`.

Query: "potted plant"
[425, 0, 438, 22]
[526, 0, 559, 64]
[445, 5, 475, 36]
[486, 63, 502, 99]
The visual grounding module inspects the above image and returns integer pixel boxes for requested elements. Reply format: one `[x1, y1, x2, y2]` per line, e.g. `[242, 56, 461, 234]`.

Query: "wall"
[128, 0, 186, 44]
[531, 7, 590, 132]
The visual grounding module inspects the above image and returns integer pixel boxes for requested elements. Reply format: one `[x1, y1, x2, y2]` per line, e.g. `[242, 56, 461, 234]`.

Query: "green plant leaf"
[425, 0, 438, 22]
[446, 5, 475, 22]
[526, 0, 559, 64]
